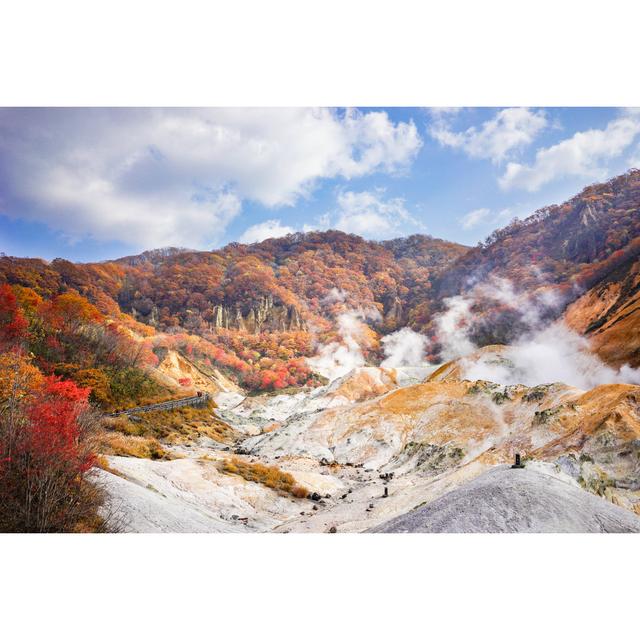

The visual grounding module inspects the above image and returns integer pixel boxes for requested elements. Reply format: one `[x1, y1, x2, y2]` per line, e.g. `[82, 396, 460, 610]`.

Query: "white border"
[2, 1, 640, 636]
[1, 0, 639, 106]
[1, 533, 639, 638]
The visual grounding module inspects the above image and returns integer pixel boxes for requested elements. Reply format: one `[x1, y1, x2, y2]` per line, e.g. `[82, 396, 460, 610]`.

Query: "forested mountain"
[427, 169, 640, 355]
[1, 169, 639, 393]
[436, 169, 640, 299]
[1, 231, 468, 331]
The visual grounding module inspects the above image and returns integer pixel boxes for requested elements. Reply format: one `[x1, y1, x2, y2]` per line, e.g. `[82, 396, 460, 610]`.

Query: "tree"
[41, 291, 103, 332]
[0, 374, 112, 532]
[0, 284, 28, 350]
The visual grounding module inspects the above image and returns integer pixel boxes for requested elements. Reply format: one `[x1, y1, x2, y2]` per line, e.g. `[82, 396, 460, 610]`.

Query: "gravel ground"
[370, 465, 640, 533]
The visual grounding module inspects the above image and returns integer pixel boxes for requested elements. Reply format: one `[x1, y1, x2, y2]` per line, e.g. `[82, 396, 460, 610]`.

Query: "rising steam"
[434, 276, 640, 389]
[380, 327, 429, 367]
[306, 295, 381, 380]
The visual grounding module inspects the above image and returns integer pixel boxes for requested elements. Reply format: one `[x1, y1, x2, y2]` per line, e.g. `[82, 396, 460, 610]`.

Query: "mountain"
[424, 170, 640, 348]
[111, 231, 470, 334]
[0, 231, 469, 332]
[0, 231, 469, 391]
[1, 169, 639, 394]
[3, 170, 640, 533]
[436, 169, 640, 299]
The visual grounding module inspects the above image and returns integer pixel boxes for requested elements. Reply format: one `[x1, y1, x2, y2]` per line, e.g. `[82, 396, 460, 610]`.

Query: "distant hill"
[428, 169, 640, 353]
[0, 230, 470, 334]
[437, 170, 640, 298]
[1, 169, 639, 373]
[115, 246, 195, 267]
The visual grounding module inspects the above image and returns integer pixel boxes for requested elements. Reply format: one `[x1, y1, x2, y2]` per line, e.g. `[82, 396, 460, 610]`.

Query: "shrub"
[106, 366, 164, 409]
[0, 284, 28, 349]
[72, 368, 111, 406]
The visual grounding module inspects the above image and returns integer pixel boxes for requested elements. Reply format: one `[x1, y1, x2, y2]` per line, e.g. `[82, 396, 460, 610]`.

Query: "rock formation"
[211, 295, 306, 333]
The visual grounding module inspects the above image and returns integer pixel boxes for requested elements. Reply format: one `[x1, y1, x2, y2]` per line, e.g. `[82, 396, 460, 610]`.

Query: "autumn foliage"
[1, 168, 640, 532]
[1, 168, 640, 399]
[220, 456, 308, 499]
[0, 284, 28, 349]
[0, 355, 109, 532]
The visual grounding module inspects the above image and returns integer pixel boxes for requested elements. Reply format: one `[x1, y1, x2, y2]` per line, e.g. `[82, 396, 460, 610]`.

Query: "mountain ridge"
[1, 169, 639, 386]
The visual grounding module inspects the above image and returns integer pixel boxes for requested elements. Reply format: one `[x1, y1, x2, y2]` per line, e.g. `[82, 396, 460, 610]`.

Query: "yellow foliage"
[220, 457, 308, 498]
[118, 403, 236, 445]
[11, 285, 44, 314]
[0, 351, 44, 403]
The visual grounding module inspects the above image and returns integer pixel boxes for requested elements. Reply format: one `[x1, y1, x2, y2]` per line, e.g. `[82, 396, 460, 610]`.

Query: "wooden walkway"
[108, 393, 211, 417]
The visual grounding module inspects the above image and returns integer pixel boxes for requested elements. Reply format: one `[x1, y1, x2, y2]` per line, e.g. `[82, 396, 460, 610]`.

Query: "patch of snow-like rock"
[393, 366, 437, 386]
[215, 366, 405, 438]
[214, 391, 245, 410]
[99, 454, 308, 532]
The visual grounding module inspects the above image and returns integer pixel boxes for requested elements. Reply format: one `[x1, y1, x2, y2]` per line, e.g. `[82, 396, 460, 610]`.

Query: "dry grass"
[98, 431, 171, 460]
[98, 401, 236, 465]
[121, 402, 236, 444]
[220, 457, 308, 499]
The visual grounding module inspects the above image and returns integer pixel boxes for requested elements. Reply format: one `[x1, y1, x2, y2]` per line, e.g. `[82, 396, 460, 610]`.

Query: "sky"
[1, 107, 639, 262]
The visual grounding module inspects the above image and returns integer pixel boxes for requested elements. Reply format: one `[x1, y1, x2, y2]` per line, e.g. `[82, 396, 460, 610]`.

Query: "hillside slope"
[564, 253, 640, 367]
[429, 170, 640, 353]
[436, 170, 640, 299]
[371, 466, 640, 533]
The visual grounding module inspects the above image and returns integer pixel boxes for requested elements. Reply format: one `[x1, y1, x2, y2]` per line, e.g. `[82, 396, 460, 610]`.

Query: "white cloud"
[0, 108, 422, 249]
[333, 189, 423, 239]
[460, 207, 490, 230]
[428, 107, 463, 117]
[237, 190, 424, 243]
[500, 112, 640, 191]
[238, 219, 295, 244]
[430, 107, 547, 163]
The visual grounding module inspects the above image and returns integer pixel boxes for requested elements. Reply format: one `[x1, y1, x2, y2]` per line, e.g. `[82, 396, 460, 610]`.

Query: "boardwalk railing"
[107, 393, 211, 418]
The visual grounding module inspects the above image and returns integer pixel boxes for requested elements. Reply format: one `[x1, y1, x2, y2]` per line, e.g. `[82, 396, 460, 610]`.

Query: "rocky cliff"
[211, 295, 306, 333]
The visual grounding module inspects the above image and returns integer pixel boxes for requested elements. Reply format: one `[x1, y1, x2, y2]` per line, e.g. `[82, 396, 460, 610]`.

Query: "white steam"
[308, 288, 430, 379]
[434, 295, 475, 361]
[380, 327, 429, 367]
[434, 276, 640, 390]
[462, 324, 640, 389]
[307, 307, 380, 381]
[322, 287, 348, 304]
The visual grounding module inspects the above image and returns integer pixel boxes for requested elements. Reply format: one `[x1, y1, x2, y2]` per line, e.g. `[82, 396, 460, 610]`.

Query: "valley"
[2, 169, 640, 533]
[98, 357, 640, 532]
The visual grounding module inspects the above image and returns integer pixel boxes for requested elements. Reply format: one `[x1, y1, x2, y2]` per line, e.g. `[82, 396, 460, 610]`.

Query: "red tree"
[24, 378, 95, 473]
[0, 375, 107, 532]
[0, 284, 28, 350]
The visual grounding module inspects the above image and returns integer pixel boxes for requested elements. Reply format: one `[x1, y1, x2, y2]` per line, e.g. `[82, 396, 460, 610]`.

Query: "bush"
[106, 366, 164, 409]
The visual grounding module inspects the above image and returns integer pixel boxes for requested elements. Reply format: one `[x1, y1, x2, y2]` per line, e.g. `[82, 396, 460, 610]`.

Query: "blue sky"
[1, 107, 639, 262]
